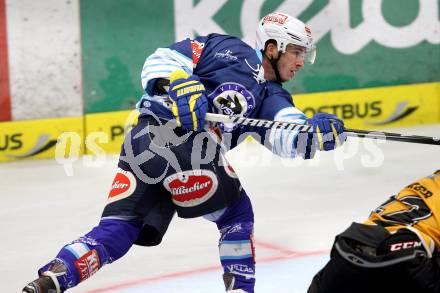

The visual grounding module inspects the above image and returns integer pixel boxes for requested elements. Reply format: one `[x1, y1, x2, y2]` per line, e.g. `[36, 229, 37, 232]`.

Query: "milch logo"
[2, 133, 58, 158]
[366, 101, 418, 125]
[302, 101, 382, 120]
[302, 100, 418, 125]
[0, 133, 23, 151]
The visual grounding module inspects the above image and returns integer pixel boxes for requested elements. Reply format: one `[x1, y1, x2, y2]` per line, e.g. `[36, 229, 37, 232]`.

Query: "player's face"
[277, 44, 305, 82]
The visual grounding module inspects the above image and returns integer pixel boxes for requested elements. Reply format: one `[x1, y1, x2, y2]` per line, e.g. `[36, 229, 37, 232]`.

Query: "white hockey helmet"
[256, 12, 316, 64]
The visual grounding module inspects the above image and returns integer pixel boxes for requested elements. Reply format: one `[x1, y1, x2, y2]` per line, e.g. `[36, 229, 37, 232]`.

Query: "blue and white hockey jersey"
[138, 33, 308, 158]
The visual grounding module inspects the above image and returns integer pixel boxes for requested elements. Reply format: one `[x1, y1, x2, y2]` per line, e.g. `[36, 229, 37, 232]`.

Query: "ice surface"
[2, 124, 439, 292]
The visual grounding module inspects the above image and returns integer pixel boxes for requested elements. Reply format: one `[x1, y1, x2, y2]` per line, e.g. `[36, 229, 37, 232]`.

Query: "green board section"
[290, 35, 439, 94]
[81, 0, 174, 113]
[81, 0, 440, 113]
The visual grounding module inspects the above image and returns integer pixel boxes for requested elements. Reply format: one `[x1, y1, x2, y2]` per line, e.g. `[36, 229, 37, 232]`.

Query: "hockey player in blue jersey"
[23, 12, 346, 293]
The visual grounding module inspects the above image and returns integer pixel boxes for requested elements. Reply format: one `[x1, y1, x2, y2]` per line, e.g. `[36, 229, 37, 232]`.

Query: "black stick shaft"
[345, 128, 440, 146]
[205, 113, 440, 146]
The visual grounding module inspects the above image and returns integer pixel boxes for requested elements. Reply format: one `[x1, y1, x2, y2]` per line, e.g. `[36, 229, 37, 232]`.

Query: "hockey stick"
[343, 128, 440, 145]
[205, 113, 440, 146]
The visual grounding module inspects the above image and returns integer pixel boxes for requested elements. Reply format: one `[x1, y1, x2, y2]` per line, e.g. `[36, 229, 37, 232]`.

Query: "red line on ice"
[84, 239, 328, 293]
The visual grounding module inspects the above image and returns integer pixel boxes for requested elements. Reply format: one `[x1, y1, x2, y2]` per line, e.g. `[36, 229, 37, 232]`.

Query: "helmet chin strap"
[263, 51, 282, 84]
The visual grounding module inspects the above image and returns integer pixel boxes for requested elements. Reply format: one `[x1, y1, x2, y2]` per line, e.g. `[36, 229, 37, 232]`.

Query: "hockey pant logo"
[163, 169, 218, 207]
[107, 168, 137, 204]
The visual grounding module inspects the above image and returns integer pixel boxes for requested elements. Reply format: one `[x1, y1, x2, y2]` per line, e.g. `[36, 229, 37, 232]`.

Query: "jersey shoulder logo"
[245, 58, 265, 84]
[191, 40, 205, 67]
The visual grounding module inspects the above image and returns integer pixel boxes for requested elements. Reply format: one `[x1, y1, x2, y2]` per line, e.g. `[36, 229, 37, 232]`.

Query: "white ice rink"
[2, 124, 440, 292]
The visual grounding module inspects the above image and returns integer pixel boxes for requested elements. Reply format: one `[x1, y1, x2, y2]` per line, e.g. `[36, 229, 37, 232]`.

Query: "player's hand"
[168, 70, 208, 131]
[307, 112, 346, 151]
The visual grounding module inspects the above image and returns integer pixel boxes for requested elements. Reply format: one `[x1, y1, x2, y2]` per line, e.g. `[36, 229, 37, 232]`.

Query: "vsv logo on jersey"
[209, 82, 256, 132]
[107, 168, 137, 204]
[216, 95, 243, 115]
[163, 169, 218, 207]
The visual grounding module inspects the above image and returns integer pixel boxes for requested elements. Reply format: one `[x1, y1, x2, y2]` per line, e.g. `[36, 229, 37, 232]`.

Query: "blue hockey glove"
[168, 70, 209, 131]
[307, 112, 346, 151]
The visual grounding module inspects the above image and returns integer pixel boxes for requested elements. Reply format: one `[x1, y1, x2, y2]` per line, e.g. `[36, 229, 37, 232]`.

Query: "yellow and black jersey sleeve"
[365, 170, 440, 252]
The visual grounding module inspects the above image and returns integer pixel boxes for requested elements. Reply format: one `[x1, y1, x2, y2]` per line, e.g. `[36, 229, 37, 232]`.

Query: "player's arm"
[264, 105, 310, 158]
[256, 87, 346, 159]
[140, 38, 209, 131]
[408, 250, 440, 292]
[368, 173, 438, 228]
[141, 39, 195, 96]
[382, 172, 440, 291]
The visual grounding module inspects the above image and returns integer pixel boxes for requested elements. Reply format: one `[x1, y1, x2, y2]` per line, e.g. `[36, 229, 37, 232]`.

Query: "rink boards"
[0, 82, 439, 162]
